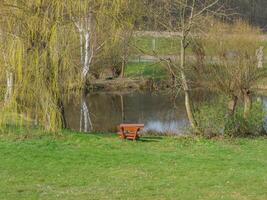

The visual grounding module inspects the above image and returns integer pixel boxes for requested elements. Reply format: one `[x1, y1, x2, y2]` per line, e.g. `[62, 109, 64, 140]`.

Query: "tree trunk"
[74, 12, 94, 81]
[171, 74, 176, 88]
[120, 38, 129, 78]
[4, 71, 13, 104]
[184, 89, 197, 130]
[228, 95, 238, 116]
[120, 56, 125, 78]
[74, 15, 95, 132]
[243, 89, 252, 119]
[83, 31, 91, 79]
[58, 99, 67, 129]
[180, 38, 197, 131]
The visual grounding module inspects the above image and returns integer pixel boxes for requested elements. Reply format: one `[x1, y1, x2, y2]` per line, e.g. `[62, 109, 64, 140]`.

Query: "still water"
[64, 91, 267, 134]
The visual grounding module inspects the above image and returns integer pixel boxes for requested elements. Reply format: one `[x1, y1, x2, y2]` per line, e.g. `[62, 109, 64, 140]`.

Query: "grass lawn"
[128, 36, 267, 84]
[126, 62, 167, 80]
[1, 128, 267, 200]
[132, 36, 267, 56]
[132, 36, 180, 55]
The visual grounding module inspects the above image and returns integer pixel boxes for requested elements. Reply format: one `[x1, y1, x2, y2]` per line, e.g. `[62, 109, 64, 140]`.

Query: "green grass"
[1, 128, 267, 199]
[129, 37, 267, 84]
[132, 36, 267, 56]
[126, 62, 167, 80]
[132, 36, 181, 55]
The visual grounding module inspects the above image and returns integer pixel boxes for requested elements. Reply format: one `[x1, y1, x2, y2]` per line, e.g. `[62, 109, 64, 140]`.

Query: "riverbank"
[88, 61, 170, 91]
[89, 77, 267, 94]
[1, 128, 267, 199]
[88, 77, 172, 91]
[87, 61, 267, 92]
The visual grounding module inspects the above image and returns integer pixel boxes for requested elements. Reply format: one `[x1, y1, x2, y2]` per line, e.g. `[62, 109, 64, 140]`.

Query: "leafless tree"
[149, 0, 226, 132]
[197, 21, 267, 118]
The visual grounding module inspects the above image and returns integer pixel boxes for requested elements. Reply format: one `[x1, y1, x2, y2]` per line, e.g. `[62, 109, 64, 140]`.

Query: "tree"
[149, 0, 225, 132]
[69, 0, 141, 132]
[0, 0, 79, 131]
[0, 0, 143, 132]
[70, 0, 141, 82]
[197, 21, 267, 118]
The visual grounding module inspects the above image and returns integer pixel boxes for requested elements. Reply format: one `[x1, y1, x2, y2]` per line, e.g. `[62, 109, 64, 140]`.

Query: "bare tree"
[71, 6, 97, 132]
[198, 21, 267, 118]
[150, 0, 225, 131]
[71, 0, 139, 132]
[73, 11, 95, 80]
[120, 31, 133, 78]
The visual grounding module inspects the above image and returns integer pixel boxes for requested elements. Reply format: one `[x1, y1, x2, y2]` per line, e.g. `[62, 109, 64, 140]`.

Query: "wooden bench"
[118, 124, 144, 140]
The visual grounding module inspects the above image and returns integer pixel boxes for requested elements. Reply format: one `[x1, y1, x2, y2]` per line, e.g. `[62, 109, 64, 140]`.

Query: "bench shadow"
[138, 137, 163, 143]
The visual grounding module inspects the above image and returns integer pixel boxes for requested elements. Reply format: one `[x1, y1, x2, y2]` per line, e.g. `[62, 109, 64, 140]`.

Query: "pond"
[64, 91, 267, 135]
[64, 91, 207, 134]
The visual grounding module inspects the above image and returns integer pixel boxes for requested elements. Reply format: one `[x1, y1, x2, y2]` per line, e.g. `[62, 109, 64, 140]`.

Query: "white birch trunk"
[4, 71, 13, 103]
[74, 12, 94, 80]
[74, 13, 95, 133]
[82, 32, 92, 78]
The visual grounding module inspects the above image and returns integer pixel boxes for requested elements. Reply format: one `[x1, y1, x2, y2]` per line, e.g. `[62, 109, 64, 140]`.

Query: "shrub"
[225, 101, 266, 137]
[195, 97, 266, 137]
[194, 97, 227, 137]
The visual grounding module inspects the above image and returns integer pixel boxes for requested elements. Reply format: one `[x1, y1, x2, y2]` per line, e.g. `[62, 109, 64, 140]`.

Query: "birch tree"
[72, 10, 95, 80]
[70, 0, 138, 81]
[70, 1, 97, 132]
[70, 0, 140, 132]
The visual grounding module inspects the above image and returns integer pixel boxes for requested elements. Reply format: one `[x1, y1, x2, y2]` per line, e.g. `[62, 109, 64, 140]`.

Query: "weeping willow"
[0, 1, 80, 131]
[0, 0, 141, 132]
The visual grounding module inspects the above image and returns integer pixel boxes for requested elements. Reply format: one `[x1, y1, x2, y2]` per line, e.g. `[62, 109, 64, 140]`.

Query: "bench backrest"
[120, 124, 144, 129]
[119, 124, 144, 134]
[121, 126, 141, 134]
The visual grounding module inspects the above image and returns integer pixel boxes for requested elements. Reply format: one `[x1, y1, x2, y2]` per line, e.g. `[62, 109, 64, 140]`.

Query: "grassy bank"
[132, 36, 267, 56]
[1, 128, 267, 199]
[126, 62, 167, 80]
[132, 36, 181, 55]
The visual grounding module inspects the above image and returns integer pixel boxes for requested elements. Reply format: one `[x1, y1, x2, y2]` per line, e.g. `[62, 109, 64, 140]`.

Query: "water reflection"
[145, 120, 188, 134]
[79, 96, 93, 132]
[64, 91, 215, 134]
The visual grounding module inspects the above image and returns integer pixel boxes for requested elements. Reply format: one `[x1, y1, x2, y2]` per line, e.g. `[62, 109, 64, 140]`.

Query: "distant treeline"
[139, 0, 267, 31]
[227, 0, 267, 29]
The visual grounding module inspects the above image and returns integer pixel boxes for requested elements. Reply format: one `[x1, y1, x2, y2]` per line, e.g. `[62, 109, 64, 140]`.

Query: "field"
[132, 36, 181, 55]
[126, 62, 167, 80]
[127, 36, 267, 82]
[1, 128, 267, 200]
[132, 36, 267, 56]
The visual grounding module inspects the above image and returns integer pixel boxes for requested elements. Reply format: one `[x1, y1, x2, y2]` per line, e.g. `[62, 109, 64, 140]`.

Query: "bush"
[194, 97, 227, 137]
[195, 98, 266, 137]
[225, 101, 266, 137]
